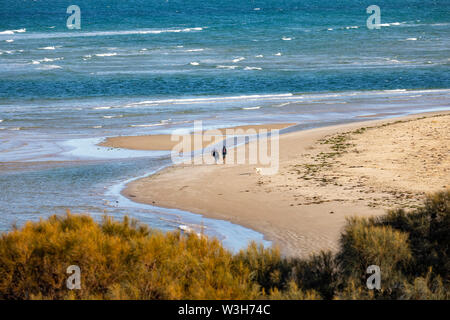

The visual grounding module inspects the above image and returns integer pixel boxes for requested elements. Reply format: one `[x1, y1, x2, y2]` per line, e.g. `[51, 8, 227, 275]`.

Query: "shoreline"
[122, 111, 448, 257]
[99, 123, 296, 151]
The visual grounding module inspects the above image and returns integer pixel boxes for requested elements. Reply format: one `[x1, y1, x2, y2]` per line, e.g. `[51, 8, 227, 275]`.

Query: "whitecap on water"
[232, 57, 245, 63]
[103, 115, 123, 119]
[244, 66, 262, 70]
[189, 61, 200, 66]
[94, 106, 112, 110]
[37, 64, 62, 70]
[39, 46, 59, 50]
[379, 22, 403, 27]
[95, 52, 118, 57]
[0, 28, 25, 35]
[32, 57, 64, 64]
[185, 48, 204, 52]
[216, 65, 238, 69]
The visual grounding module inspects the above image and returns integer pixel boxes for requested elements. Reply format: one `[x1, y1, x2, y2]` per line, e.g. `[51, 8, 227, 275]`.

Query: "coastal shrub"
[372, 190, 449, 281]
[290, 251, 339, 300]
[336, 217, 411, 298]
[268, 281, 321, 300]
[0, 213, 258, 300]
[233, 242, 288, 292]
[399, 271, 449, 300]
[0, 191, 448, 300]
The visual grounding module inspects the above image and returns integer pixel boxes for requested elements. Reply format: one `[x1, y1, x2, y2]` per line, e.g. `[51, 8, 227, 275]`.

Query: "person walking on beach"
[222, 145, 227, 163]
[212, 149, 219, 164]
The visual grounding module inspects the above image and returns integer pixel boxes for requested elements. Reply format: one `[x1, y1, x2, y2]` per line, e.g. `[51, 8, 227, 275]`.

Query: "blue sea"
[0, 0, 449, 250]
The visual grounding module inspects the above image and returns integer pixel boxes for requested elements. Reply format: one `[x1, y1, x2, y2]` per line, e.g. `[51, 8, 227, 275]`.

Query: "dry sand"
[120, 112, 449, 258]
[100, 123, 295, 151]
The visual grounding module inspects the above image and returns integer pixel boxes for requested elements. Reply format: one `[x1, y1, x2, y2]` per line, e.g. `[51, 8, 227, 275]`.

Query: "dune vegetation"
[0, 191, 448, 300]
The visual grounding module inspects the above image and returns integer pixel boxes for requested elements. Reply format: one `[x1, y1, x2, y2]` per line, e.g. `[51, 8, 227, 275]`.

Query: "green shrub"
[373, 190, 449, 280]
[290, 251, 339, 299]
[0, 213, 257, 300]
[268, 281, 321, 300]
[0, 191, 448, 300]
[400, 270, 449, 300]
[336, 217, 411, 298]
[233, 242, 288, 292]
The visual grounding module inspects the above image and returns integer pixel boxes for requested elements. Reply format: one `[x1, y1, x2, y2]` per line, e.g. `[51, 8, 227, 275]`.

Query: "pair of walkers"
[212, 146, 227, 163]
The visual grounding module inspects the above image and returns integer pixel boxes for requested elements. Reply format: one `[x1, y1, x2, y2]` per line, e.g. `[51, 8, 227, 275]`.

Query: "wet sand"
[100, 123, 296, 151]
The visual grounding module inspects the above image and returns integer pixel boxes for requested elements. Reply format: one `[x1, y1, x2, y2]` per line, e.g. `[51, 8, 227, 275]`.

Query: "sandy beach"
[117, 112, 449, 258]
[100, 123, 296, 151]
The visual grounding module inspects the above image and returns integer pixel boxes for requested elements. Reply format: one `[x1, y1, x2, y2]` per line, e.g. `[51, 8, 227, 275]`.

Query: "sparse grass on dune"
[0, 191, 448, 300]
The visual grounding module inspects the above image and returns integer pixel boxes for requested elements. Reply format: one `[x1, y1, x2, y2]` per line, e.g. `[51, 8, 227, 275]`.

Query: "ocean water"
[0, 0, 449, 250]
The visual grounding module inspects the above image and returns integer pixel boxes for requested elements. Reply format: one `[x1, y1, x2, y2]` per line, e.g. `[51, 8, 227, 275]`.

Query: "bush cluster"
[0, 191, 448, 299]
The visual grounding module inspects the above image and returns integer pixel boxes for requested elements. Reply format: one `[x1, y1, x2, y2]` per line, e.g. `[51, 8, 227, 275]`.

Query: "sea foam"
[95, 53, 118, 57]
[39, 46, 60, 50]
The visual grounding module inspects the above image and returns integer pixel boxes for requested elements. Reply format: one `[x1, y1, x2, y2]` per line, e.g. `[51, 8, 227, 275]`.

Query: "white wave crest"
[103, 115, 123, 119]
[39, 46, 59, 50]
[244, 66, 262, 70]
[0, 28, 25, 35]
[185, 48, 204, 52]
[32, 57, 64, 64]
[216, 65, 238, 69]
[94, 106, 112, 110]
[95, 52, 117, 57]
[232, 57, 245, 63]
[379, 22, 403, 27]
[122, 93, 294, 108]
[38, 64, 62, 70]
